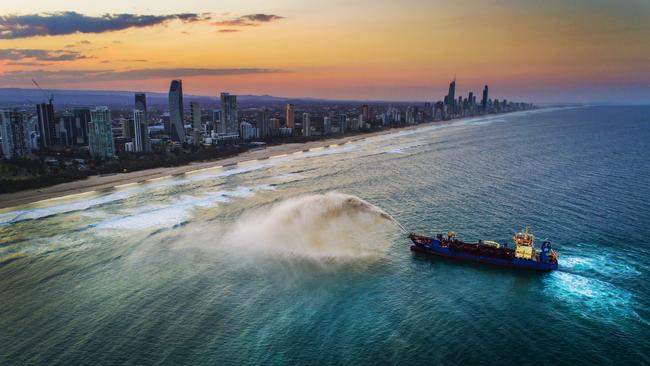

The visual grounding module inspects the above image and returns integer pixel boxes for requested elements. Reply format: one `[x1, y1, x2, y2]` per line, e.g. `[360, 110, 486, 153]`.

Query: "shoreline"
[0, 111, 534, 210]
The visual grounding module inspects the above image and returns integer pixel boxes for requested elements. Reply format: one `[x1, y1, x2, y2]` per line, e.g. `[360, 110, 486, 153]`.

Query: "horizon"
[2, 86, 649, 107]
[1, 2, 649, 104]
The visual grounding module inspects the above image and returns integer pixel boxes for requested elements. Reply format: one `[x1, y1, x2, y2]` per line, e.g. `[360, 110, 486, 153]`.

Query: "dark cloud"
[5, 61, 52, 66]
[213, 13, 284, 27]
[0, 11, 210, 39]
[0, 48, 90, 61]
[0, 67, 286, 83]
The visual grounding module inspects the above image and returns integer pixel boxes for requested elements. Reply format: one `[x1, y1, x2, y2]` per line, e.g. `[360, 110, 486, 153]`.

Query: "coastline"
[0, 111, 531, 210]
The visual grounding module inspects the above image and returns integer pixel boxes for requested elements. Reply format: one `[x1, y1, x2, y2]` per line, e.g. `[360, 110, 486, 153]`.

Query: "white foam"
[0, 189, 142, 225]
[93, 185, 275, 230]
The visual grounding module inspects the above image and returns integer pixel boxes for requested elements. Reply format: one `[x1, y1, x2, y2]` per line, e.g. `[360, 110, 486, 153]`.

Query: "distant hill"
[0, 88, 305, 108]
[0, 88, 417, 109]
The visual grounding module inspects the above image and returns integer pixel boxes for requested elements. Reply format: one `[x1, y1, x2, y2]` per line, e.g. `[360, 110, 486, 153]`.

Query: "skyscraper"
[446, 79, 456, 116]
[269, 118, 280, 136]
[190, 101, 202, 145]
[168, 80, 185, 142]
[36, 100, 55, 148]
[71, 108, 90, 145]
[133, 109, 150, 153]
[338, 114, 347, 133]
[323, 116, 332, 135]
[285, 103, 295, 128]
[190, 102, 201, 130]
[302, 113, 311, 137]
[135, 93, 147, 122]
[57, 112, 75, 146]
[361, 104, 370, 123]
[482, 85, 489, 113]
[257, 108, 271, 138]
[220, 93, 238, 134]
[88, 106, 115, 159]
[1, 109, 30, 159]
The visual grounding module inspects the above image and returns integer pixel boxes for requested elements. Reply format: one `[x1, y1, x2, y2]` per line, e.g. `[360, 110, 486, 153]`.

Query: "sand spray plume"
[221, 192, 406, 260]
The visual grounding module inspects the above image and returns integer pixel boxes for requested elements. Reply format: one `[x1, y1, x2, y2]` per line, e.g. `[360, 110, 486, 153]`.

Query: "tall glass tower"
[168, 80, 185, 142]
[220, 92, 238, 134]
[447, 79, 456, 116]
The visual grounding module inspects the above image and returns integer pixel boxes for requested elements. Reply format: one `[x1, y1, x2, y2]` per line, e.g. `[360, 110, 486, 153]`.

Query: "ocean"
[1, 106, 649, 365]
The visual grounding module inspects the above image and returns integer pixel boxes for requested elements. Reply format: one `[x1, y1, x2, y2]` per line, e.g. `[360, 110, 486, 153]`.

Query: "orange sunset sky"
[0, 0, 649, 103]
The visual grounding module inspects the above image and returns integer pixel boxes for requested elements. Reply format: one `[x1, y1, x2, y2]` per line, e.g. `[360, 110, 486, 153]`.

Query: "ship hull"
[410, 244, 558, 272]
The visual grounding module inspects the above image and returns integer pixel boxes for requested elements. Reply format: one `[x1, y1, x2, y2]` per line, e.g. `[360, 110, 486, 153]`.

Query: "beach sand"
[0, 124, 428, 210]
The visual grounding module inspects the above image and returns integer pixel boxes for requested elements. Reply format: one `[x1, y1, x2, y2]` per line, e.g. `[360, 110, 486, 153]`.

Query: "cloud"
[0, 11, 210, 39]
[5, 61, 52, 66]
[0, 67, 287, 83]
[218, 29, 241, 33]
[0, 48, 90, 61]
[213, 13, 284, 27]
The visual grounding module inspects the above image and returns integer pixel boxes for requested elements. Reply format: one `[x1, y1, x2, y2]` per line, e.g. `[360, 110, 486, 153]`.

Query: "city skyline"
[0, 1, 649, 104]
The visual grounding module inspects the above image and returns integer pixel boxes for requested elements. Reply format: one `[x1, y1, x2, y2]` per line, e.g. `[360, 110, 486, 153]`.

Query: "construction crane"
[32, 79, 53, 104]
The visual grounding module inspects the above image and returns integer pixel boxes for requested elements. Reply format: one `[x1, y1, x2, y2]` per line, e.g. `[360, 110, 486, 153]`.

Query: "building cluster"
[0, 79, 534, 161]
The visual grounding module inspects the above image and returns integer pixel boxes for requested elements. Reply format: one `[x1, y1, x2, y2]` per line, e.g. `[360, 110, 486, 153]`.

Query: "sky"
[0, 0, 649, 103]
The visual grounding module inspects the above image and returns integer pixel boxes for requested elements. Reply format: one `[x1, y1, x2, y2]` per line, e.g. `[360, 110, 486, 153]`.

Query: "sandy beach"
[0, 123, 435, 210]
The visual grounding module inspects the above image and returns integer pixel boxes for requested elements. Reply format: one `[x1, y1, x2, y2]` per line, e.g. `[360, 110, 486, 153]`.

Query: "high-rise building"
[1, 109, 30, 159]
[133, 109, 150, 153]
[135, 93, 147, 122]
[57, 112, 76, 146]
[257, 108, 271, 138]
[424, 102, 432, 119]
[361, 104, 370, 123]
[220, 92, 238, 134]
[168, 80, 185, 142]
[323, 116, 332, 135]
[190, 101, 202, 145]
[482, 85, 489, 113]
[285, 103, 295, 128]
[269, 118, 280, 136]
[88, 106, 115, 159]
[239, 121, 257, 141]
[71, 108, 90, 145]
[36, 100, 55, 148]
[302, 113, 311, 137]
[338, 114, 347, 133]
[190, 102, 201, 130]
[446, 79, 456, 116]
[122, 118, 134, 140]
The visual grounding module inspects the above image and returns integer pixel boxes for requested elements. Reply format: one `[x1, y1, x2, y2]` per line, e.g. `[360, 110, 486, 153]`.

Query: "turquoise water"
[1, 106, 649, 365]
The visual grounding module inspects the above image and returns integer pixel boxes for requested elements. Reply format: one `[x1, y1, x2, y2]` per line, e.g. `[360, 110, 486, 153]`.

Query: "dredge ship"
[409, 227, 558, 272]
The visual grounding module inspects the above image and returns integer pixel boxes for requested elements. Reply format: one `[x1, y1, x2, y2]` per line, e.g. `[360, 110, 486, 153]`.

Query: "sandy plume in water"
[220, 192, 404, 260]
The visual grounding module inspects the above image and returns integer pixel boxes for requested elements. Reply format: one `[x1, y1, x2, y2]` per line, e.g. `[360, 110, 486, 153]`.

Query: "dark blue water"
[1, 106, 649, 365]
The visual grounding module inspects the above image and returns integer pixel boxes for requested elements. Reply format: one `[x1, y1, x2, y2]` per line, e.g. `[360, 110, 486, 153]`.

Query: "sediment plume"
[221, 192, 403, 260]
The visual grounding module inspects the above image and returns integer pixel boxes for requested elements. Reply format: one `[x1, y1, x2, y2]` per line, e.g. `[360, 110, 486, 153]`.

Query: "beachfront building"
[257, 108, 271, 138]
[285, 104, 295, 129]
[302, 113, 311, 137]
[323, 116, 332, 135]
[220, 93, 238, 134]
[133, 109, 150, 153]
[168, 80, 185, 142]
[1, 109, 30, 160]
[88, 106, 115, 159]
